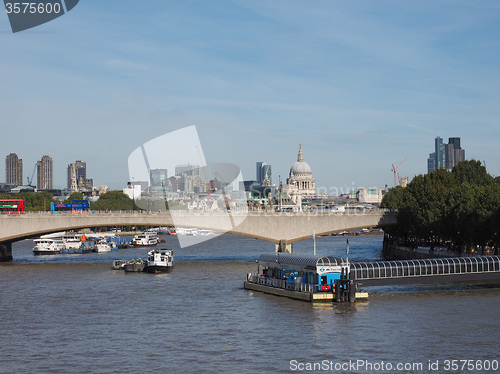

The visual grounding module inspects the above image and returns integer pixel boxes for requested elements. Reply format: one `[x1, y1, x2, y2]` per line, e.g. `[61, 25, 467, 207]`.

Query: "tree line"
[381, 160, 500, 248]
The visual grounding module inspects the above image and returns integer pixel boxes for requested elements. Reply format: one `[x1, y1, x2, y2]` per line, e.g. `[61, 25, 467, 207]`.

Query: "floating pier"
[244, 254, 500, 303]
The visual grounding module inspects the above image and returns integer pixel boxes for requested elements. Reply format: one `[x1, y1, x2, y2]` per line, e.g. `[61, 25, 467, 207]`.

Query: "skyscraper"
[445, 137, 465, 170]
[37, 155, 53, 190]
[435, 136, 445, 169]
[5, 153, 23, 185]
[427, 153, 436, 173]
[427, 136, 465, 173]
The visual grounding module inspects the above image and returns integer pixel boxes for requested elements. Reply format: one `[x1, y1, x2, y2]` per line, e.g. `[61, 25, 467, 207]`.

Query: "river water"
[1, 234, 499, 374]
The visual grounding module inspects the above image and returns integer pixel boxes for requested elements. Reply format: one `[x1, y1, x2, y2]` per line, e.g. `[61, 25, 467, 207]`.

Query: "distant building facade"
[279, 145, 316, 209]
[5, 153, 23, 186]
[150, 168, 168, 187]
[427, 136, 465, 173]
[256, 162, 272, 186]
[67, 160, 93, 191]
[37, 155, 53, 190]
[356, 188, 383, 204]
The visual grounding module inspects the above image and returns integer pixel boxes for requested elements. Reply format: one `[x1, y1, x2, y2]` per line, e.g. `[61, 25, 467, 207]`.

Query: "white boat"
[95, 239, 118, 252]
[143, 249, 174, 273]
[131, 232, 158, 247]
[199, 229, 215, 236]
[175, 227, 199, 236]
[33, 239, 65, 255]
[61, 234, 84, 250]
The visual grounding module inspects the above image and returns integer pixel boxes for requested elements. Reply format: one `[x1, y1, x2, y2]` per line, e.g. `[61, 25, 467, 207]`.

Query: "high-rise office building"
[435, 137, 445, 170]
[37, 155, 53, 190]
[427, 136, 465, 173]
[5, 153, 23, 185]
[445, 137, 465, 170]
[256, 162, 272, 185]
[427, 153, 436, 173]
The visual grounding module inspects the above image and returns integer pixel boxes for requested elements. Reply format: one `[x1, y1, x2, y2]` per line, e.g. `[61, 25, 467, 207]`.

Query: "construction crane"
[26, 164, 36, 186]
[391, 158, 407, 188]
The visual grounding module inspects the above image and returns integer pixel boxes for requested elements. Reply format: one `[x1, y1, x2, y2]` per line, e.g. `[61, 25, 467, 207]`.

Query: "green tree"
[386, 160, 500, 248]
[17, 191, 56, 211]
[380, 185, 404, 210]
[64, 192, 85, 203]
[452, 160, 493, 186]
[91, 191, 134, 211]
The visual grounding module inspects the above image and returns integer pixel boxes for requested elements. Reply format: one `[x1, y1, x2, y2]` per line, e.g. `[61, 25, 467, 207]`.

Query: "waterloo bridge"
[0, 210, 397, 261]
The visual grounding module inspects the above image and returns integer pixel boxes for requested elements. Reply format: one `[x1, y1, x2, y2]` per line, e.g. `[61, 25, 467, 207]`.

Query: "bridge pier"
[0, 242, 13, 262]
[275, 239, 293, 253]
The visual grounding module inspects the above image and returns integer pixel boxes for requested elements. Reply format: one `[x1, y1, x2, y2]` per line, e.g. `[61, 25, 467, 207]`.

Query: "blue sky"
[1, 0, 499, 192]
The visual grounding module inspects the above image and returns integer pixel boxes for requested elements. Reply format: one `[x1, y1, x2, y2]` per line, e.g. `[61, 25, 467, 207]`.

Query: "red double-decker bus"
[0, 199, 25, 214]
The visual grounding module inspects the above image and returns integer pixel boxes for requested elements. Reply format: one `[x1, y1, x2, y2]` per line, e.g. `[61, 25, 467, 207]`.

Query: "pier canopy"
[257, 253, 348, 274]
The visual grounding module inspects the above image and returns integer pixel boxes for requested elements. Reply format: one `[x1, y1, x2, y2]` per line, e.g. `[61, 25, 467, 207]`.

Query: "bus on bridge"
[0, 199, 25, 214]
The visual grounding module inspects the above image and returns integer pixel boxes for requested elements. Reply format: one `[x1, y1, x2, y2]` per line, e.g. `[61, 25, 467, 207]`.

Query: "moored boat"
[61, 234, 84, 250]
[33, 238, 65, 255]
[96, 239, 118, 252]
[112, 259, 126, 270]
[123, 259, 147, 272]
[131, 232, 158, 247]
[143, 249, 174, 273]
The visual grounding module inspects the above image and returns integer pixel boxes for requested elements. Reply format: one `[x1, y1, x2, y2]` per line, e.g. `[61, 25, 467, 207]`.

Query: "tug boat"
[143, 249, 174, 273]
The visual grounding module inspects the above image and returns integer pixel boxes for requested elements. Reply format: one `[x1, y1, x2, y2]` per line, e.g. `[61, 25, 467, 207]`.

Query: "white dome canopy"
[290, 161, 312, 175]
[289, 144, 312, 175]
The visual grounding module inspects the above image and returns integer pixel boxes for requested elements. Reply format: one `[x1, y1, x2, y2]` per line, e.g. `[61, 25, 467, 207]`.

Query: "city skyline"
[1, 1, 499, 190]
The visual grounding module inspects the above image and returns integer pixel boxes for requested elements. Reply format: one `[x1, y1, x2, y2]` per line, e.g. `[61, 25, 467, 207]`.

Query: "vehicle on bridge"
[0, 199, 24, 214]
[50, 200, 90, 214]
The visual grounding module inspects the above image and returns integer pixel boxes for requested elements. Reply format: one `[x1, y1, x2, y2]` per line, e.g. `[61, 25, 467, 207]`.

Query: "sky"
[1, 0, 499, 193]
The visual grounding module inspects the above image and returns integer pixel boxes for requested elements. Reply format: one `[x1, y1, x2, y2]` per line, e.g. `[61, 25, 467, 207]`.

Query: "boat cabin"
[256, 253, 350, 292]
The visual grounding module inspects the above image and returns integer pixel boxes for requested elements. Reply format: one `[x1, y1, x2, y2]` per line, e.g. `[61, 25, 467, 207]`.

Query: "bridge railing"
[246, 273, 316, 293]
[8, 208, 394, 217]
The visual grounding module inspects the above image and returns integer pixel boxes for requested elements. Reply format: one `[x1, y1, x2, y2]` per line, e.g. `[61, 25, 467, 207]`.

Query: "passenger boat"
[143, 249, 174, 273]
[33, 238, 65, 255]
[131, 232, 158, 247]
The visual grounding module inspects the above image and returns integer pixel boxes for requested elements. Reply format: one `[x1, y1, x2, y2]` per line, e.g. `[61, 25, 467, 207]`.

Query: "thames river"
[0, 234, 499, 373]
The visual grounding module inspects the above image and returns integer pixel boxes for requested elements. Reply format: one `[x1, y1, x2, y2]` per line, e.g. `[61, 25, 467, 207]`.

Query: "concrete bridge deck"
[0, 210, 396, 260]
